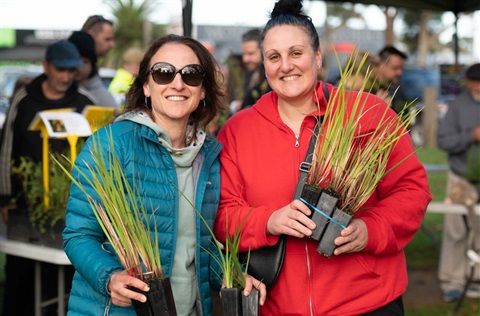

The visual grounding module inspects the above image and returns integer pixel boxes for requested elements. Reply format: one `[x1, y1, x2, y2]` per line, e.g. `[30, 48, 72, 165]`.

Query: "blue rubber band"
[300, 197, 347, 229]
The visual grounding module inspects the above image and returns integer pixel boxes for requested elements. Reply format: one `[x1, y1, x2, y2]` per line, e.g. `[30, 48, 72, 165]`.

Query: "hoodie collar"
[114, 111, 206, 166]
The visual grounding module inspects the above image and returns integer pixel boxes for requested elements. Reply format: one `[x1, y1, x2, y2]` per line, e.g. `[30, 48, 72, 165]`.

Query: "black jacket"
[0, 74, 94, 207]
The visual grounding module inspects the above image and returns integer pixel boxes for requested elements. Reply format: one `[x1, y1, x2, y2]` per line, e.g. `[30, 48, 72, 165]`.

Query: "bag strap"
[292, 84, 329, 199]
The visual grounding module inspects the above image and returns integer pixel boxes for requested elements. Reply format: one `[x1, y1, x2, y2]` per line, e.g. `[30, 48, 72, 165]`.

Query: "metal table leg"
[35, 261, 41, 316]
[58, 265, 65, 315]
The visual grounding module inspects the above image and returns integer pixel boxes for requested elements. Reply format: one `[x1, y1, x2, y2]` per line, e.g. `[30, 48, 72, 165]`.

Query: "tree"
[320, 2, 365, 76]
[102, 0, 167, 68]
[401, 9, 448, 66]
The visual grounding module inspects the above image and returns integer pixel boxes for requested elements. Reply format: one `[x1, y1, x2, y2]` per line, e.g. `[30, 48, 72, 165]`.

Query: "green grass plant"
[180, 189, 250, 289]
[308, 50, 420, 214]
[53, 128, 162, 281]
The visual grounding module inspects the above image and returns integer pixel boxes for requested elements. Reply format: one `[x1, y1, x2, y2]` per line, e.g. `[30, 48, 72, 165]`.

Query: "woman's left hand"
[243, 274, 267, 306]
[332, 218, 368, 255]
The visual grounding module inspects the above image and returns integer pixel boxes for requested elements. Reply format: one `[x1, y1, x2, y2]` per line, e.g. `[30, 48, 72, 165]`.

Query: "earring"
[201, 99, 206, 112]
[144, 96, 149, 109]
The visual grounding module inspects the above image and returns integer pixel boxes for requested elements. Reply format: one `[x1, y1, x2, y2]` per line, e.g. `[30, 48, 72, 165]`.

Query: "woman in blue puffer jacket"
[63, 34, 266, 316]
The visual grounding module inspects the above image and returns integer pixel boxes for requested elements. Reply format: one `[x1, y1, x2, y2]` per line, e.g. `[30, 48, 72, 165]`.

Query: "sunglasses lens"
[150, 63, 205, 86]
[181, 65, 205, 86]
[151, 63, 176, 85]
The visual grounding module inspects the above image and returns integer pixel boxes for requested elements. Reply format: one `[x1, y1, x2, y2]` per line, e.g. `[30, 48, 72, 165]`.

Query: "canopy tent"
[182, 0, 479, 63]
[319, 0, 480, 14]
[319, 0, 480, 64]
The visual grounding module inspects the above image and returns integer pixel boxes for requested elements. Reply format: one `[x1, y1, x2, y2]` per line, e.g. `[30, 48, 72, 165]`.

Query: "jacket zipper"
[103, 298, 112, 316]
[295, 134, 300, 147]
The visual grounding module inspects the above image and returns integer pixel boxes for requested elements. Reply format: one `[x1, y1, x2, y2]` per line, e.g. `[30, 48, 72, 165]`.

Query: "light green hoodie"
[116, 111, 206, 316]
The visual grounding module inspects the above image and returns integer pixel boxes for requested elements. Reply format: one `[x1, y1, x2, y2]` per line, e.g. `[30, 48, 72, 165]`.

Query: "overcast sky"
[0, 0, 478, 59]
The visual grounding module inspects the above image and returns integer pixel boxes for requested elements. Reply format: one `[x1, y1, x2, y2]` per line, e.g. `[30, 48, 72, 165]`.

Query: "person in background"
[375, 45, 408, 113]
[0, 40, 95, 316]
[339, 50, 391, 103]
[62, 34, 266, 315]
[239, 28, 271, 110]
[81, 14, 115, 58]
[437, 63, 480, 302]
[224, 52, 246, 116]
[214, 0, 431, 315]
[376, 45, 407, 90]
[68, 31, 98, 94]
[108, 47, 144, 108]
[80, 14, 118, 108]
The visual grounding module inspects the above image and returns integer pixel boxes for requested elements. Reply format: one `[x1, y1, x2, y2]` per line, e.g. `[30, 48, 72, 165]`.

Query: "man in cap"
[437, 63, 480, 302]
[0, 40, 95, 315]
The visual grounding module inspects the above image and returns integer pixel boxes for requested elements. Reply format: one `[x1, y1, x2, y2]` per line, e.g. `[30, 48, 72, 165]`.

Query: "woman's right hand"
[108, 271, 150, 306]
[266, 199, 316, 238]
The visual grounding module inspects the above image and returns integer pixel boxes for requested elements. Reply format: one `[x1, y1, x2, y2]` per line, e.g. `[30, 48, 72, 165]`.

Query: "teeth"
[283, 76, 297, 81]
[167, 96, 186, 101]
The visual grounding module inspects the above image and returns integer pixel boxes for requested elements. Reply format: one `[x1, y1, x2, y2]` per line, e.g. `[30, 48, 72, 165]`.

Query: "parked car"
[0, 65, 43, 130]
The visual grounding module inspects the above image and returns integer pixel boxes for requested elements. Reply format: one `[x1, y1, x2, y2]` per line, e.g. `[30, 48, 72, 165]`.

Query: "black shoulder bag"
[240, 85, 328, 288]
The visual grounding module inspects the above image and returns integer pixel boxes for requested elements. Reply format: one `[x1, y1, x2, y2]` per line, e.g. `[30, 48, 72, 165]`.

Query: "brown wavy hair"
[124, 34, 225, 133]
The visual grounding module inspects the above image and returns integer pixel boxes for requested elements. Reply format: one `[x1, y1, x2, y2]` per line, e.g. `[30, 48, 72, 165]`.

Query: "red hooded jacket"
[215, 82, 432, 315]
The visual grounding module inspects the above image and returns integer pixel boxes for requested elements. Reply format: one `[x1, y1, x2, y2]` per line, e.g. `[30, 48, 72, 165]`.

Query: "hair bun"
[270, 0, 304, 18]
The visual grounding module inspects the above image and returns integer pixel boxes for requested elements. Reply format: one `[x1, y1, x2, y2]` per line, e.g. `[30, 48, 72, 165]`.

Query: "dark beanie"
[68, 31, 97, 75]
[465, 63, 480, 81]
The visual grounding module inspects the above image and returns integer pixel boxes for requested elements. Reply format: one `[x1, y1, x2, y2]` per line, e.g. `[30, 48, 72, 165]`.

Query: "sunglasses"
[149, 62, 205, 87]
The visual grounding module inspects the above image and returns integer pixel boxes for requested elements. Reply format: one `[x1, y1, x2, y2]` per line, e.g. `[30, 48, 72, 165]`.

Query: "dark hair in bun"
[261, 0, 320, 52]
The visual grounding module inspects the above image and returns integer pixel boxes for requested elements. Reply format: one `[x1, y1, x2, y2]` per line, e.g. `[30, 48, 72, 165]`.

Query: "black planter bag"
[129, 277, 177, 316]
[239, 234, 286, 288]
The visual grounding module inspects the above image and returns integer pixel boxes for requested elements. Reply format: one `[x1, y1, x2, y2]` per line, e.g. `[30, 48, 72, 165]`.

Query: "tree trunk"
[417, 11, 430, 67]
[384, 7, 399, 45]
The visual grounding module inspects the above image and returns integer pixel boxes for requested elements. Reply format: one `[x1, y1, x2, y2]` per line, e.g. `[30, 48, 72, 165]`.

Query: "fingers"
[109, 271, 150, 306]
[268, 200, 316, 238]
[244, 275, 267, 306]
[333, 219, 367, 255]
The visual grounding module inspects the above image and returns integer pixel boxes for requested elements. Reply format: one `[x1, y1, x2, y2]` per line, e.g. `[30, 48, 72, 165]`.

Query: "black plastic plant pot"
[300, 184, 322, 215]
[317, 207, 353, 257]
[129, 277, 177, 316]
[242, 288, 259, 316]
[220, 287, 242, 316]
[310, 190, 339, 241]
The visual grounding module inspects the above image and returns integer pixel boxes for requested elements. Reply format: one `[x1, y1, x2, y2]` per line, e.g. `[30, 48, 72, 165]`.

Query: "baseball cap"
[45, 40, 84, 68]
[465, 63, 480, 81]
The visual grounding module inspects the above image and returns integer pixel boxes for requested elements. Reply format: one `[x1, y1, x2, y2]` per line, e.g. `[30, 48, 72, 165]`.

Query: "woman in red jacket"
[214, 0, 432, 315]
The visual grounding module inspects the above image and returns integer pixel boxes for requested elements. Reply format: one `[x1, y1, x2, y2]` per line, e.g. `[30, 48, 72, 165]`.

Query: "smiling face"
[143, 43, 206, 128]
[263, 25, 321, 106]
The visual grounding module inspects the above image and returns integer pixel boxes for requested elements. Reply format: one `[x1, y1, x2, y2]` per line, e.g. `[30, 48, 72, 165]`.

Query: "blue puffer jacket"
[63, 120, 223, 316]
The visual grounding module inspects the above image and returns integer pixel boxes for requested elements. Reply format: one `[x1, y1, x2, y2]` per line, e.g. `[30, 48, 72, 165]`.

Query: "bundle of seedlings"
[54, 129, 175, 316]
[300, 50, 420, 257]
